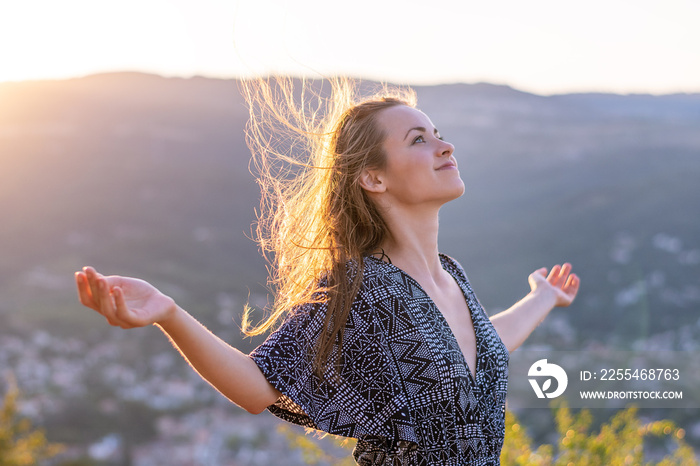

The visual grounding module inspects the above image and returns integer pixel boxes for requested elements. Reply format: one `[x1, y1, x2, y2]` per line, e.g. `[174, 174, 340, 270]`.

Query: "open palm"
[528, 263, 580, 307]
[76, 267, 176, 328]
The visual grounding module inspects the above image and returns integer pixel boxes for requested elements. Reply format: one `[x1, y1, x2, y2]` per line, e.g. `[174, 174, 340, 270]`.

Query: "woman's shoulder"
[358, 255, 400, 288]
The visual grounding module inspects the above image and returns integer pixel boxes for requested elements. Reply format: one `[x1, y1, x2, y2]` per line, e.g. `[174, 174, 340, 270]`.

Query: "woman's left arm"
[490, 263, 580, 353]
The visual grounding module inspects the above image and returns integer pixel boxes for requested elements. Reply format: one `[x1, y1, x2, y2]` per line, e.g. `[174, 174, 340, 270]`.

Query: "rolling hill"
[1, 73, 699, 349]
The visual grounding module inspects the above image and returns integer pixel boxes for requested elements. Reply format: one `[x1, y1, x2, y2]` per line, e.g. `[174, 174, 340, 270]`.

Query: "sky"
[1, 0, 699, 95]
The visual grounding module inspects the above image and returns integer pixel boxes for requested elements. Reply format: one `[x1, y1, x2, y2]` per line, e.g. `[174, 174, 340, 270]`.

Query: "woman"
[76, 78, 579, 465]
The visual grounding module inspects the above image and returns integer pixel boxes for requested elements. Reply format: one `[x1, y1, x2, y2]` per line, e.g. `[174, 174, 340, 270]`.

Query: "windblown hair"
[240, 77, 416, 375]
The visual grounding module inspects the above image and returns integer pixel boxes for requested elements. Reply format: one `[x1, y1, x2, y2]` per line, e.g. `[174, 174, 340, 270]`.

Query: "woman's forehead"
[377, 106, 435, 139]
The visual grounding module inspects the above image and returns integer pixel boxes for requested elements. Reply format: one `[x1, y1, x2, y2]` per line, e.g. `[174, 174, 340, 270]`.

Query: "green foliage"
[501, 400, 698, 466]
[0, 379, 63, 465]
[278, 424, 356, 465]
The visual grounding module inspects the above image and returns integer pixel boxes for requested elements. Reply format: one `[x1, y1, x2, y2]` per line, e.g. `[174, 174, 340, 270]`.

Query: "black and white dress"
[250, 254, 509, 465]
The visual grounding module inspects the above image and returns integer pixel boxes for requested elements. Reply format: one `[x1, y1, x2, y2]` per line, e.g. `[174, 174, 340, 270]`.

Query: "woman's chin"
[440, 182, 466, 204]
[451, 178, 466, 198]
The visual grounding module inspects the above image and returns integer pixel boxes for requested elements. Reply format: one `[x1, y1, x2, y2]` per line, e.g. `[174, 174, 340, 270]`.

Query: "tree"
[500, 400, 698, 465]
[0, 378, 63, 466]
[277, 424, 356, 466]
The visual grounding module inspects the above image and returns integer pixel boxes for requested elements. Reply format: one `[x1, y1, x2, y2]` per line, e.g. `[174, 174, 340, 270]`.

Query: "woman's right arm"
[75, 267, 281, 414]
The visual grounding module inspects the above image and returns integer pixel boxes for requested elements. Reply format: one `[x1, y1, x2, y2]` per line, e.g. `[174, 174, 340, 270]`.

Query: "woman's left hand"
[528, 263, 580, 308]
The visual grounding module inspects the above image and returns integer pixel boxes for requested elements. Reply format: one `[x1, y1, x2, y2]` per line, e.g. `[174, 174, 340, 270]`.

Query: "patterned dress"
[250, 254, 509, 465]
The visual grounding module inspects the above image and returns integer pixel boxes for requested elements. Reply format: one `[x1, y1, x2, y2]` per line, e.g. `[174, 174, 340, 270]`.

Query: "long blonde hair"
[240, 77, 416, 374]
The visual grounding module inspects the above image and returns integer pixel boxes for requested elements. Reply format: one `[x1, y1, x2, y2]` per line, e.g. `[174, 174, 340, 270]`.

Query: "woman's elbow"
[239, 388, 280, 415]
[243, 402, 269, 415]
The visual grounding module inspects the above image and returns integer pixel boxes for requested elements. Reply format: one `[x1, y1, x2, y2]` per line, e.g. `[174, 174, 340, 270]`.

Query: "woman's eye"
[412, 135, 425, 144]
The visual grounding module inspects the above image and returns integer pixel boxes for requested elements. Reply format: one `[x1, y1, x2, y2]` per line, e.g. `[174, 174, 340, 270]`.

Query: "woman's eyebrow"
[403, 126, 439, 140]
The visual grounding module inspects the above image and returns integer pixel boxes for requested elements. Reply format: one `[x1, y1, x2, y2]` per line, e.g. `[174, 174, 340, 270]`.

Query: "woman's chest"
[421, 279, 479, 379]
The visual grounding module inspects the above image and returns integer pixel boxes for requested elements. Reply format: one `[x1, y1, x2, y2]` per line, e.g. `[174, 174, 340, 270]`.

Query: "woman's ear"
[358, 168, 386, 193]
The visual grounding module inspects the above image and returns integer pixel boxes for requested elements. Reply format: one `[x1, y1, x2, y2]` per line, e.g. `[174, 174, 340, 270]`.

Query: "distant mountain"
[1, 73, 699, 349]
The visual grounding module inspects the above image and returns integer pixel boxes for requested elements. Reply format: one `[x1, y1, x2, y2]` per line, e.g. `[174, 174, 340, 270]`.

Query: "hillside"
[1, 73, 699, 349]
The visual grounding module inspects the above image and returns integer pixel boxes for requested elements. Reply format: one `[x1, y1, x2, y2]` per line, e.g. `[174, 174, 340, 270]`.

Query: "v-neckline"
[365, 254, 481, 385]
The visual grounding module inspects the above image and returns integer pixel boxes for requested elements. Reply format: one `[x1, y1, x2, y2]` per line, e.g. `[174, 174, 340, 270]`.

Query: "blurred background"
[1, 1, 699, 464]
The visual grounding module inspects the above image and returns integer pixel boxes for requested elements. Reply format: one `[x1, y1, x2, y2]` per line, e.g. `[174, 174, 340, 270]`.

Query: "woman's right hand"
[75, 267, 177, 329]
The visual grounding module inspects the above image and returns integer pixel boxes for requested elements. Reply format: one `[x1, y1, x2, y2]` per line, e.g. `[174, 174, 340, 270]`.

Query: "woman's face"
[371, 105, 464, 209]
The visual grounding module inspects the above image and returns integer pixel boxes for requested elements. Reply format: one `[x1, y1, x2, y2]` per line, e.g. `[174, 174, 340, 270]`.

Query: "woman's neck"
[379, 206, 444, 280]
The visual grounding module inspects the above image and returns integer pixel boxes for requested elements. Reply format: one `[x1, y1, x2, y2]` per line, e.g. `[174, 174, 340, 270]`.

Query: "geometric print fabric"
[250, 254, 509, 465]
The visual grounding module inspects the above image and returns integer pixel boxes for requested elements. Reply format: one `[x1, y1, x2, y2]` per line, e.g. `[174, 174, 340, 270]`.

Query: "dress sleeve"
[249, 292, 417, 443]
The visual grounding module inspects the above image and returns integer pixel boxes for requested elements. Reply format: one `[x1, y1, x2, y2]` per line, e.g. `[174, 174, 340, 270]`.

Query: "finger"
[557, 263, 573, 286]
[564, 273, 580, 293]
[83, 267, 104, 307]
[552, 264, 574, 287]
[528, 268, 548, 289]
[560, 263, 573, 277]
[75, 271, 97, 309]
[547, 264, 562, 284]
[112, 286, 136, 329]
[96, 277, 121, 327]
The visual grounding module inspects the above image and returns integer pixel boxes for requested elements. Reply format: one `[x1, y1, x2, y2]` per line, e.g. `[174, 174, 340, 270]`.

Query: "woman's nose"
[439, 139, 455, 156]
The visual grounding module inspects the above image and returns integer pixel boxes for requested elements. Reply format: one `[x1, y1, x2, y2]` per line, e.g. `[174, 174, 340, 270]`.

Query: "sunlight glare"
[0, 0, 698, 94]
[0, 0, 196, 82]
